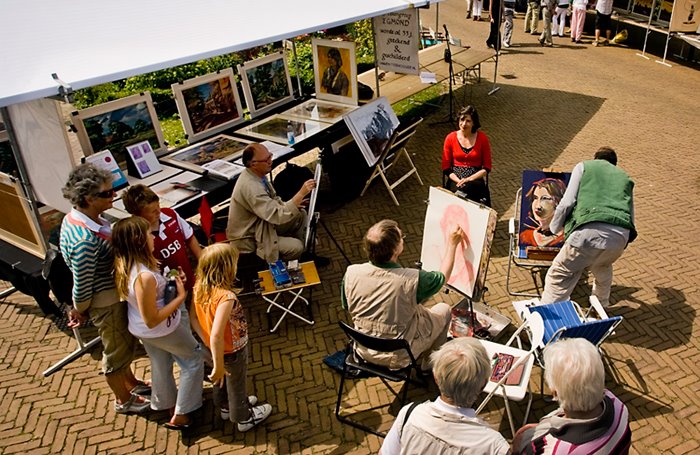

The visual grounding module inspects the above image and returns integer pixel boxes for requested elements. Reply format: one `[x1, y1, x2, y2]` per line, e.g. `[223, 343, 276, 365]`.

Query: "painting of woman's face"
[532, 186, 557, 224]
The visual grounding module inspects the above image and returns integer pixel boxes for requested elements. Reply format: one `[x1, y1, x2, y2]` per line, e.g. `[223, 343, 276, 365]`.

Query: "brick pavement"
[1, 1, 699, 453]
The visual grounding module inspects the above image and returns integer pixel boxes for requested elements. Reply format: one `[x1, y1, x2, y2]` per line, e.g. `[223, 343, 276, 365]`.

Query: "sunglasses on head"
[94, 188, 116, 199]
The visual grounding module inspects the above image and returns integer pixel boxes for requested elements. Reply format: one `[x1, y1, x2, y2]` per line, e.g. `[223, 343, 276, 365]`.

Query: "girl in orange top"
[191, 243, 272, 432]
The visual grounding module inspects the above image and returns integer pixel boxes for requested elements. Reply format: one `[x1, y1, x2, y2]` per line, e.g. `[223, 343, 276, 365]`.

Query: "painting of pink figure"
[420, 186, 496, 298]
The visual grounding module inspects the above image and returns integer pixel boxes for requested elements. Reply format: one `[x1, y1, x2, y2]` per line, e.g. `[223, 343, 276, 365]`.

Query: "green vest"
[565, 160, 637, 242]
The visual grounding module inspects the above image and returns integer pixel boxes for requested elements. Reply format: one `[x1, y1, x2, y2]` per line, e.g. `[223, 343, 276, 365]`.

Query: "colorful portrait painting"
[420, 187, 496, 298]
[72, 92, 165, 169]
[172, 68, 244, 142]
[239, 52, 293, 118]
[517, 170, 572, 257]
[312, 39, 358, 106]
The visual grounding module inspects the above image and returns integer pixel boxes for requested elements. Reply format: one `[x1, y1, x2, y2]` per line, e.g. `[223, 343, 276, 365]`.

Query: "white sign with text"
[373, 9, 420, 75]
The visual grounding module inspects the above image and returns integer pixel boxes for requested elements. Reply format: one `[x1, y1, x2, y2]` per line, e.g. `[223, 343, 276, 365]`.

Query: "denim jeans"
[141, 320, 204, 414]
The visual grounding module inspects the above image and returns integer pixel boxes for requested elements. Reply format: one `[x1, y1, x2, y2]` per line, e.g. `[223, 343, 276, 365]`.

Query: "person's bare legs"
[107, 367, 136, 404]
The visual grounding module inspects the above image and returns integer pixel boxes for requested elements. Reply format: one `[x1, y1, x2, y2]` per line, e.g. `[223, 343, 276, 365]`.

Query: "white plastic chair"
[475, 312, 545, 436]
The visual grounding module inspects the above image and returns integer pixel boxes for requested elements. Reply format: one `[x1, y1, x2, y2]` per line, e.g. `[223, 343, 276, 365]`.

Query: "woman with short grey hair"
[512, 338, 631, 454]
[61, 163, 112, 208]
[60, 163, 151, 414]
[380, 337, 510, 454]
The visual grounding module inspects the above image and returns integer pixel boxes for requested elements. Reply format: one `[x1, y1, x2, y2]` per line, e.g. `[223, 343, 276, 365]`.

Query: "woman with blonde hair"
[191, 243, 272, 432]
[113, 216, 203, 429]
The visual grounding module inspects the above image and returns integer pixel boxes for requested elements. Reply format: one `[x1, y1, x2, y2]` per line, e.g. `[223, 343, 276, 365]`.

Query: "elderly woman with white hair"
[512, 338, 631, 454]
[380, 337, 510, 454]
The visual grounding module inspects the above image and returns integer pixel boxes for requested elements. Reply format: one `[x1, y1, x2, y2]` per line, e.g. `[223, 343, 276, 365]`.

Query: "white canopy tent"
[0, 0, 441, 256]
[0, 0, 441, 108]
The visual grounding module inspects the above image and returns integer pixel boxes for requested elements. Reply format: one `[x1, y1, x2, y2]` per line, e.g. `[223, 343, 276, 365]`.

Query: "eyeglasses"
[251, 154, 273, 164]
[93, 188, 116, 199]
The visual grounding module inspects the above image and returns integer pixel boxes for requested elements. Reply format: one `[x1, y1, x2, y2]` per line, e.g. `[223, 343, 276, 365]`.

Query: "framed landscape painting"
[72, 92, 166, 169]
[172, 68, 244, 142]
[235, 114, 329, 145]
[160, 134, 252, 173]
[312, 39, 358, 106]
[282, 99, 357, 124]
[238, 51, 294, 118]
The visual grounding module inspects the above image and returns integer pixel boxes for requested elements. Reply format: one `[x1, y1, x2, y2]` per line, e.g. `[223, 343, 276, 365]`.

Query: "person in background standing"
[539, 0, 557, 46]
[503, 0, 517, 47]
[466, 0, 474, 19]
[552, 0, 570, 37]
[472, 0, 484, 20]
[594, 0, 614, 46]
[486, 0, 504, 51]
[524, 0, 541, 34]
[570, 0, 589, 43]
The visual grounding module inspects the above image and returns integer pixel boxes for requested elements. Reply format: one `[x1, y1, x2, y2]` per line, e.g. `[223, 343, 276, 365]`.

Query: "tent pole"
[0, 105, 48, 253]
[635, 0, 655, 60]
[488, 9, 501, 96]
[291, 40, 304, 97]
[655, 29, 673, 67]
[371, 19, 381, 98]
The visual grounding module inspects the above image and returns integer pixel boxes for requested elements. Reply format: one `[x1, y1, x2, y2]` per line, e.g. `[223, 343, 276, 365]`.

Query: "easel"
[359, 118, 425, 206]
[421, 187, 500, 338]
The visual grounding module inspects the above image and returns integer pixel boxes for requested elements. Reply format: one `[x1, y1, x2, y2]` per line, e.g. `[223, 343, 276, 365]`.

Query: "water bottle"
[163, 275, 177, 305]
[286, 120, 295, 145]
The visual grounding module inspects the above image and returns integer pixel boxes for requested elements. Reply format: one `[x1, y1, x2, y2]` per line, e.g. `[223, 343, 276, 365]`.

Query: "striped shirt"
[59, 209, 116, 312]
[518, 390, 631, 454]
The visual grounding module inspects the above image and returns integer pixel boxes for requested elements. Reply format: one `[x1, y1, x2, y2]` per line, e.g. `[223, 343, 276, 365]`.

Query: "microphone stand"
[431, 24, 456, 126]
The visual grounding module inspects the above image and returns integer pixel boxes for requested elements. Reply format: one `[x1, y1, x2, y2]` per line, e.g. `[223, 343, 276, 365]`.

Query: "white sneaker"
[220, 395, 258, 420]
[114, 395, 151, 414]
[236, 403, 272, 432]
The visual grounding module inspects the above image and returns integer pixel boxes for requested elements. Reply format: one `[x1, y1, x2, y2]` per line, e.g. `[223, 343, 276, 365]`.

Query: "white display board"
[7, 99, 76, 213]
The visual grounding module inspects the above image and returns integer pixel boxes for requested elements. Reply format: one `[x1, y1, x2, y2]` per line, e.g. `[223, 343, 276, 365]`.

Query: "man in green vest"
[541, 147, 636, 307]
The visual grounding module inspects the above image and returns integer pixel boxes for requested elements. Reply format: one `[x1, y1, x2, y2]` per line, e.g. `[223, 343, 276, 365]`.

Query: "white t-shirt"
[126, 263, 180, 339]
[596, 0, 613, 15]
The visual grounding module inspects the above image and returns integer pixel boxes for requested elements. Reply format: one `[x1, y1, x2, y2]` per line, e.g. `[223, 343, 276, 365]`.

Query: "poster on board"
[420, 186, 496, 299]
[373, 9, 421, 75]
[669, 0, 699, 32]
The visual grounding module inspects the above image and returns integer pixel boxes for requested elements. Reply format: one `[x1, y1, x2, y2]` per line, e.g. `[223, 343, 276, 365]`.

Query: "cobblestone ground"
[1, 1, 699, 453]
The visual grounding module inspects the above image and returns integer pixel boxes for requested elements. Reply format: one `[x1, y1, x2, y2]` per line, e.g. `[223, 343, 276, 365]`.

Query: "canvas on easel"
[420, 186, 496, 299]
[517, 170, 571, 259]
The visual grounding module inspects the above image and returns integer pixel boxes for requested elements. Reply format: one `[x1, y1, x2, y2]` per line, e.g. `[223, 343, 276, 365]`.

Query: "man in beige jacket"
[226, 143, 314, 262]
[342, 219, 464, 370]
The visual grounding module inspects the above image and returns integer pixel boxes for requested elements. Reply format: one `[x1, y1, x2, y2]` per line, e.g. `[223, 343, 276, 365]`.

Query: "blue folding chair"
[529, 300, 623, 348]
[526, 300, 623, 396]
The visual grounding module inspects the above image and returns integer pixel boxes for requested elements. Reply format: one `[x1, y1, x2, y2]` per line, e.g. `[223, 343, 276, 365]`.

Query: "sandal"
[164, 415, 192, 430]
[131, 380, 152, 396]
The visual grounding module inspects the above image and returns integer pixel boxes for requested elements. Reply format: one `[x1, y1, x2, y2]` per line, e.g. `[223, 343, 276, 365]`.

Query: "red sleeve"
[442, 132, 456, 171]
[479, 131, 492, 172]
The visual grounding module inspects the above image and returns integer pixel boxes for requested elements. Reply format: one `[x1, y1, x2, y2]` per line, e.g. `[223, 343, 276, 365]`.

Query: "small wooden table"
[257, 261, 320, 333]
